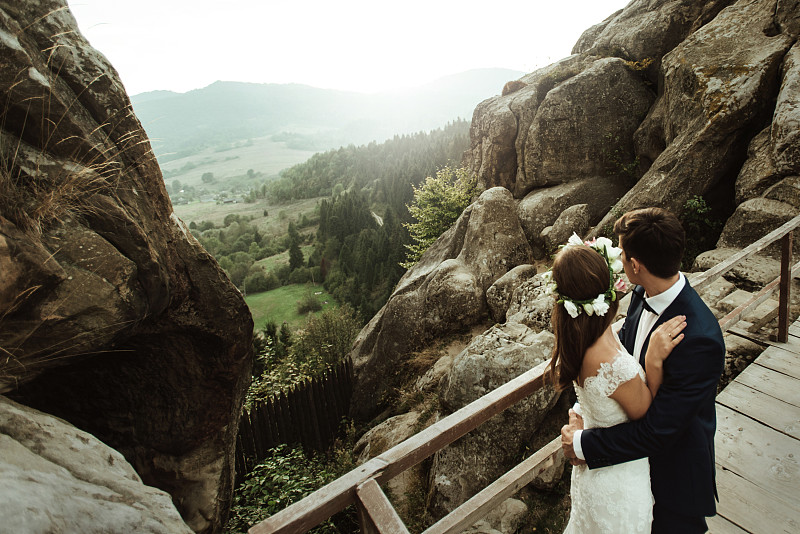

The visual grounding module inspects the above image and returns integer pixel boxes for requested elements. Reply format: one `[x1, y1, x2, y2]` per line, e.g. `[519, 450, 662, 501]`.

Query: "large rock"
[428, 325, 558, 517]
[353, 412, 425, 518]
[349, 188, 532, 421]
[486, 264, 539, 323]
[516, 57, 654, 197]
[735, 127, 781, 204]
[542, 204, 591, 253]
[594, 0, 796, 232]
[505, 273, 556, 333]
[572, 0, 735, 71]
[0, 396, 192, 533]
[470, 55, 594, 195]
[773, 41, 800, 174]
[0, 3, 253, 532]
[463, 498, 529, 534]
[716, 198, 799, 257]
[693, 247, 783, 289]
[517, 177, 630, 257]
[765, 175, 800, 208]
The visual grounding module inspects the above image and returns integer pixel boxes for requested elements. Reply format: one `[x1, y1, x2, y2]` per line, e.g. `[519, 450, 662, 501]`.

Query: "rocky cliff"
[350, 0, 800, 521]
[0, 1, 253, 532]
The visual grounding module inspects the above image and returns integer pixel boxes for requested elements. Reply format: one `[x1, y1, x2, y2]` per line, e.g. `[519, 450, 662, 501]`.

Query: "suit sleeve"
[580, 333, 723, 468]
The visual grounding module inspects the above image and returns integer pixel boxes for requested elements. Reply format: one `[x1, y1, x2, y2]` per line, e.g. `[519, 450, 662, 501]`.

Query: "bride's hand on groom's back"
[648, 315, 687, 363]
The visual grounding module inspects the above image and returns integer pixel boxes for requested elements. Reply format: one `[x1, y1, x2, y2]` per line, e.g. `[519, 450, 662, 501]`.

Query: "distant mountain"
[130, 69, 524, 158]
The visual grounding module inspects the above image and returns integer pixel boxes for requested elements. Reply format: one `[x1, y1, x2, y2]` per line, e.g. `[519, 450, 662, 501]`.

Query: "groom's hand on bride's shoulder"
[561, 410, 587, 465]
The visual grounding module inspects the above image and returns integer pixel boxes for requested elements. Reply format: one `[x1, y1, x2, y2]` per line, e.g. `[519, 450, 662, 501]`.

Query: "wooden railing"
[249, 213, 800, 534]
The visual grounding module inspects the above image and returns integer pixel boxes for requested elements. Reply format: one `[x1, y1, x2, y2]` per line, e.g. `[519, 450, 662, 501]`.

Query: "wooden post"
[779, 231, 793, 343]
[238, 409, 257, 471]
[313, 378, 332, 449]
[304, 380, 324, 451]
[266, 397, 281, 446]
[356, 479, 410, 534]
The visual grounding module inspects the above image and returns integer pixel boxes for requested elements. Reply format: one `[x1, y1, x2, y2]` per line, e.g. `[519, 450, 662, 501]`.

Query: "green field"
[160, 136, 316, 190]
[255, 244, 316, 272]
[245, 284, 337, 331]
[174, 197, 323, 237]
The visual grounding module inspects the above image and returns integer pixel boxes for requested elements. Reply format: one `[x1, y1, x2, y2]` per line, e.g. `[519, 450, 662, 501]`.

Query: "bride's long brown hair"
[546, 245, 619, 391]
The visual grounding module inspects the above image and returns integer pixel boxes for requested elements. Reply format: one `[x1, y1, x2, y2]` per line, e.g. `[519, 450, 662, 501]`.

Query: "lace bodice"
[573, 350, 645, 430]
[564, 343, 653, 534]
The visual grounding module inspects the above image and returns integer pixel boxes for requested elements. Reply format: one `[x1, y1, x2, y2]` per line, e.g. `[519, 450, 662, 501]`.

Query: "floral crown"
[542, 233, 628, 319]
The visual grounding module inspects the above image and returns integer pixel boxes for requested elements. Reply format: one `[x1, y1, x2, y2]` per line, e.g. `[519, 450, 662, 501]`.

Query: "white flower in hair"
[547, 232, 627, 319]
[567, 233, 584, 247]
[594, 236, 613, 251]
[592, 293, 610, 316]
[563, 300, 580, 318]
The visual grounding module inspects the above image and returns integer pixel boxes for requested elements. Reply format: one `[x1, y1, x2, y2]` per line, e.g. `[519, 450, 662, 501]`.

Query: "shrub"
[224, 445, 339, 533]
[293, 304, 360, 368]
[402, 165, 477, 268]
[297, 290, 323, 314]
[243, 270, 279, 293]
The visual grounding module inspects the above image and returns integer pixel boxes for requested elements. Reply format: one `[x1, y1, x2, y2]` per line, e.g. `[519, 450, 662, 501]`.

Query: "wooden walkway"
[708, 322, 800, 533]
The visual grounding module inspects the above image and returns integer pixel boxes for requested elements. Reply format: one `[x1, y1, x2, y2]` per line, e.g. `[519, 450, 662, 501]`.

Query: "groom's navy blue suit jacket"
[581, 279, 725, 517]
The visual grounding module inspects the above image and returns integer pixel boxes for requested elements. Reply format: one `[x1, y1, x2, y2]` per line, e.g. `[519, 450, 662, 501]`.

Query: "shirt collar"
[644, 272, 685, 315]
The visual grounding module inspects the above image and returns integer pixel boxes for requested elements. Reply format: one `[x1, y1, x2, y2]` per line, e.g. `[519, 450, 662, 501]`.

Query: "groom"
[561, 207, 725, 533]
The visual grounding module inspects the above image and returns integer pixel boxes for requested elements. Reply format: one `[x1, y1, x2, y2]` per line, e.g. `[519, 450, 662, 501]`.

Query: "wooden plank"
[423, 438, 562, 534]
[734, 363, 800, 408]
[755, 346, 800, 380]
[707, 513, 750, 534]
[715, 466, 800, 533]
[747, 303, 778, 332]
[691, 214, 800, 293]
[789, 322, 800, 338]
[715, 404, 800, 502]
[355, 478, 410, 534]
[717, 381, 800, 439]
[775, 330, 800, 352]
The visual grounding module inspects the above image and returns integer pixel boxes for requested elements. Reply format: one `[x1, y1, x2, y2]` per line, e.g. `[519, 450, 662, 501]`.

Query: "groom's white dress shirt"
[573, 273, 686, 460]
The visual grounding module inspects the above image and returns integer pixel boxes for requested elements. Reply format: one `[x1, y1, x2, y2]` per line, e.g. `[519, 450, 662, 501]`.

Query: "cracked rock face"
[0, 2, 252, 532]
[428, 324, 558, 518]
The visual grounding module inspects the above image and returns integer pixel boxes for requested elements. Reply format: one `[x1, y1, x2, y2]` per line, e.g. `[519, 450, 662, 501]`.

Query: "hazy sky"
[67, 0, 631, 96]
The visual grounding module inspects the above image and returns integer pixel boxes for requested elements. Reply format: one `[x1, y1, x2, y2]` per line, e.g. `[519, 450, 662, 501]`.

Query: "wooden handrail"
[691, 213, 800, 293]
[249, 359, 550, 534]
[250, 213, 800, 534]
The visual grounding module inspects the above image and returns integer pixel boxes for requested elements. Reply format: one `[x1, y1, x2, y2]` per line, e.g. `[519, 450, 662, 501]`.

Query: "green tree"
[401, 165, 477, 268]
[292, 305, 361, 368]
[201, 172, 215, 184]
[289, 241, 304, 271]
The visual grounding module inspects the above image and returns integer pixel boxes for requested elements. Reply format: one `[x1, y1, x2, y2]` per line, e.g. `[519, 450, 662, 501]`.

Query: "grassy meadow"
[159, 135, 316, 190]
[174, 197, 323, 237]
[245, 284, 337, 331]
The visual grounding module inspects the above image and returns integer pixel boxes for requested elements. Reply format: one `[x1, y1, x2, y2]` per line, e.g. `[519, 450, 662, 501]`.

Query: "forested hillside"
[190, 119, 471, 321]
[270, 120, 469, 204]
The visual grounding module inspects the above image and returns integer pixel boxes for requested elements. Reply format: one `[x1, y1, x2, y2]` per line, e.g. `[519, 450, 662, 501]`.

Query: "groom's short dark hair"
[614, 207, 685, 278]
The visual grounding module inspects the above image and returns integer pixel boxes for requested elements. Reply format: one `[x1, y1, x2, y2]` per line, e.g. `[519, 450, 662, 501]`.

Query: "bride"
[543, 236, 686, 533]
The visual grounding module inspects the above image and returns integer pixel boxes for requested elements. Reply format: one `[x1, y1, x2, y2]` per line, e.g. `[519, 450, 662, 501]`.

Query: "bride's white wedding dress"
[563, 344, 654, 533]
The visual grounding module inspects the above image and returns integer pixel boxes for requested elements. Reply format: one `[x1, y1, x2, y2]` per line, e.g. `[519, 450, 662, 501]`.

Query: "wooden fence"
[235, 357, 354, 483]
